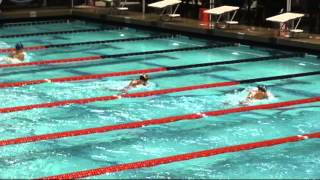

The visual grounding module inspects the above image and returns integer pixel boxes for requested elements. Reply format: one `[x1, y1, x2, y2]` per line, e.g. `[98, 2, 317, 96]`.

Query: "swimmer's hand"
[120, 86, 130, 94]
[239, 100, 250, 106]
[120, 89, 129, 94]
[222, 101, 230, 105]
[44, 79, 52, 83]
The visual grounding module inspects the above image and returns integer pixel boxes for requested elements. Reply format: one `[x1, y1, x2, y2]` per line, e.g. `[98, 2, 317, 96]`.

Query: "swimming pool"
[0, 19, 319, 179]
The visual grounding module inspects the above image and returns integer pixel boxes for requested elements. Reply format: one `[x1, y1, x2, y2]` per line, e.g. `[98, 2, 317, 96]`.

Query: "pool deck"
[1, 7, 320, 53]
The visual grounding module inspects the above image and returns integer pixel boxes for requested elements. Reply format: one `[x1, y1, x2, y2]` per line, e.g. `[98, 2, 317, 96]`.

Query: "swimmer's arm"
[18, 53, 25, 61]
[128, 80, 136, 87]
[246, 91, 254, 100]
[9, 52, 14, 58]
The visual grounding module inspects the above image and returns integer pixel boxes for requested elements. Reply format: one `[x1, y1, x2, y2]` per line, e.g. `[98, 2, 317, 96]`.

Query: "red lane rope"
[0, 81, 238, 113]
[1, 96, 319, 147]
[0, 56, 103, 68]
[39, 132, 320, 179]
[0, 67, 167, 88]
[0, 45, 218, 69]
[0, 53, 301, 88]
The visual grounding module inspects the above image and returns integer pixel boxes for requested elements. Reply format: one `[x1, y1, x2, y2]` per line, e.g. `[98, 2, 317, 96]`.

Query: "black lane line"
[2, 20, 71, 28]
[166, 53, 304, 70]
[0, 27, 123, 38]
[0, 44, 232, 76]
[42, 34, 177, 49]
[240, 71, 320, 84]
[0, 34, 179, 53]
[0, 50, 300, 79]
[100, 43, 233, 59]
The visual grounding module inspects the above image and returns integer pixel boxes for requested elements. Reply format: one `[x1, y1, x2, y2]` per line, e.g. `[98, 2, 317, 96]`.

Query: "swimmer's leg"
[239, 99, 251, 106]
[104, 87, 122, 92]
[104, 86, 130, 94]
[120, 87, 130, 94]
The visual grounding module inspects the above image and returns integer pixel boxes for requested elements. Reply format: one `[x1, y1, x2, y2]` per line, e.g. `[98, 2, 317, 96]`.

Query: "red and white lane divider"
[0, 67, 167, 88]
[1, 70, 320, 114]
[0, 81, 239, 113]
[0, 53, 305, 89]
[1, 96, 319, 147]
[39, 132, 320, 179]
[0, 55, 103, 68]
[0, 44, 223, 69]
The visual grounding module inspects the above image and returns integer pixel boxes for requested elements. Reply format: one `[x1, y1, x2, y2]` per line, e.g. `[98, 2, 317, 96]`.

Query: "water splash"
[222, 86, 277, 106]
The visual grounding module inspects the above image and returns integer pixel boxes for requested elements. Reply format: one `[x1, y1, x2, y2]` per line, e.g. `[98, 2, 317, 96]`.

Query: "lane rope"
[0, 34, 176, 53]
[0, 44, 229, 69]
[0, 27, 123, 38]
[2, 19, 71, 28]
[0, 53, 302, 88]
[1, 71, 320, 113]
[39, 132, 320, 179]
[0, 96, 319, 147]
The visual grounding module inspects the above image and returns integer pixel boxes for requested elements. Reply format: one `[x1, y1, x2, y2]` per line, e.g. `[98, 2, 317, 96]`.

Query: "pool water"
[0, 19, 319, 179]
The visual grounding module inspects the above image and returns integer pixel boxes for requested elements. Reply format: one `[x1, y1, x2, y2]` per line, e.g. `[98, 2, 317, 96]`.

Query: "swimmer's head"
[139, 74, 149, 82]
[15, 42, 24, 51]
[257, 85, 267, 93]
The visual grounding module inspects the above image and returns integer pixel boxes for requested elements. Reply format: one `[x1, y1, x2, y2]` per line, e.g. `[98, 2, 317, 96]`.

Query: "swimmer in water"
[240, 85, 269, 105]
[9, 42, 26, 62]
[121, 74, 149, 93]
[248, 85, 269, 100]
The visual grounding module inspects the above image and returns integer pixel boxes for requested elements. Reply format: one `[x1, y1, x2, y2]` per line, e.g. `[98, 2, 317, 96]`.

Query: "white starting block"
[117, 0, 129, 11]
[95, 0, 139, 12]
[95, 0, 107, 7]
[204, 6, 240, 26]
[267, 12, 305, 36]
[148, 0, 181, 20]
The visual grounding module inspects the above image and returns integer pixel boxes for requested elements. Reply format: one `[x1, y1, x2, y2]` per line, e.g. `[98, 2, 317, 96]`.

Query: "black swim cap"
[15, 42, 24, 51]
[257, 85, 267, 93]
[139, 74, 148, 81]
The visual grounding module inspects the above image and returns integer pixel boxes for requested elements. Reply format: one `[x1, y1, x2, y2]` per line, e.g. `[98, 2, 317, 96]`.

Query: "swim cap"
[139, 74, 149, 81]
[257, 85, 267, 93]
[15, 42, 24, 51]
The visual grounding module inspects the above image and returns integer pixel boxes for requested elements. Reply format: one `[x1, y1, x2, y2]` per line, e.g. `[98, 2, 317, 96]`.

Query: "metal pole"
[286, 0, 291, 12]
[42, 0, 47, 7]
[142, 0, 145, 15]
[287, 0, 292, 29]
[209, 0, 214, 22]
[209, 0, 214, 9]
[0, 0, 2, 13]
[71, 0, 74, 8]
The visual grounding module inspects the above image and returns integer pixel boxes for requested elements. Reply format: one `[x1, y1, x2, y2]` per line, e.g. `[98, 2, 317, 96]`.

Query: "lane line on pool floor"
[0, 34, 176, 53]
[0, 27, 123, 38]
[0, 96, 319, 147]
[0, 53, 302, 88]
[0, 71, 320, 114]
[0, 44, 230, 69]
[1, 19, 71, 28]
[38, 131, 320, 179]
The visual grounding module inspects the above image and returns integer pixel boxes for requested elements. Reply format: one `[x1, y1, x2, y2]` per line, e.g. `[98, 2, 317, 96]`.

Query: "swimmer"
[240, 85, 269, 105]
[9, 42, 26, 62]
[121, 74, 149, 93]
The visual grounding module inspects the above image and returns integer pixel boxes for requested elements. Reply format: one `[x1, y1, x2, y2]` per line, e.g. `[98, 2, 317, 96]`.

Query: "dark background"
[0, 0, 319, 33]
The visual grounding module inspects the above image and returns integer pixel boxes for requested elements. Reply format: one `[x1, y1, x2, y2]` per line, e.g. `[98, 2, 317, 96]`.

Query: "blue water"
[0, 19, 319, 179]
